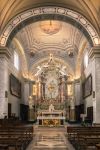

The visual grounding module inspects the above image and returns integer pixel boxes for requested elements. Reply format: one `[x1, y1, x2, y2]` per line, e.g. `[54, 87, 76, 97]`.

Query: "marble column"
[38, 81, 41, 102]
[43, 82, 45, 100]
[36, 81, 39, 102]
[70, 98, 75, 121]
[36, 78, 41, 102]
[59, 77, 64, 103]
[89, 45, 100, 123]
[66, 82, 75, 121]
[40, 81, 43, 100]
[74, 79, 82, 106]
[58, 77, 62, 102]
[39, 76, 44, 101]
[64, 76, 67, 102]
[61, 77, 64, 102]
[60, 75, 67, 103]
[36, 78, 40, 102]
[0, 47, 11, 118]
[62, 76, 67, 101]
[28, 96, 35, 121]
[40, 75, 46, 101]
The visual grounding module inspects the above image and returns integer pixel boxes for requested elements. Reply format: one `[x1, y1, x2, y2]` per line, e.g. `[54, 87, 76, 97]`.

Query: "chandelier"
[40, 20, 62, 35]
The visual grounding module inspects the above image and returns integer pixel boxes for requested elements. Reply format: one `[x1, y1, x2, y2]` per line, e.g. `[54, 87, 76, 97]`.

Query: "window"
[14, 51, 19, 70]
[84, 52, 89, 69]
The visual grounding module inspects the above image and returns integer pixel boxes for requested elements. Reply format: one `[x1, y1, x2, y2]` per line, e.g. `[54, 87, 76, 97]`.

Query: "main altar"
[28, 54, 75, 123]
[37, 104, 65, 126]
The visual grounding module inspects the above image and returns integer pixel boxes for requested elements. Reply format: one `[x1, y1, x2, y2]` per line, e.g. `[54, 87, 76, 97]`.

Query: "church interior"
[0, 0, 100, 149]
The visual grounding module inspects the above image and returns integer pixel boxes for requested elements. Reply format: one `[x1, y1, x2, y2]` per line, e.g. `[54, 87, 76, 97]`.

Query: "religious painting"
[10, 74, 21, 98]
[83, 74, 92, 98]
[45, 73, 58, 99]
[46, 78, 58, 99]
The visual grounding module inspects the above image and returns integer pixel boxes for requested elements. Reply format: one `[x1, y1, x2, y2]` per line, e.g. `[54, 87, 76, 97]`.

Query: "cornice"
[89, 45, 100, 58]
[0, 46, 11, 58]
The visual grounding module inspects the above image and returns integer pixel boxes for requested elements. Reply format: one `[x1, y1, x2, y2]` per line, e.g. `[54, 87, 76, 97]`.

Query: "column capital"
[89, 45, 100, 59]
[67, 81, 74, 84]
[74, 78, 80, 84]
[0, 46, 11, 59]
[24, 78, 30, 83]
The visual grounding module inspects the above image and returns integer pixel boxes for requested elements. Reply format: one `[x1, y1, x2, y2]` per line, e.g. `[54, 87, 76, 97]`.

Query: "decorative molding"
[30, 56, 74, 76]
[74, 78, 81, 83]
[0, 46, 11, 58]
[89, 45, 100, 58]
[0, 6, 99, 47]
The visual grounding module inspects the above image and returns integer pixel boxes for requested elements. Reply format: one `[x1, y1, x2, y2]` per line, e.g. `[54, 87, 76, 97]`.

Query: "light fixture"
[40, 20, 62, 35]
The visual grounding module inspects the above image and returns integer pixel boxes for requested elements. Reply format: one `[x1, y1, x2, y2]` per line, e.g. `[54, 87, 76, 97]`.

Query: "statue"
[49, 104, 54, 112]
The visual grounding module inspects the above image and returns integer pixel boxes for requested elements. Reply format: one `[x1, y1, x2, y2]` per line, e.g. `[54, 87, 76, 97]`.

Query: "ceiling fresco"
[9, 15, 92, 80]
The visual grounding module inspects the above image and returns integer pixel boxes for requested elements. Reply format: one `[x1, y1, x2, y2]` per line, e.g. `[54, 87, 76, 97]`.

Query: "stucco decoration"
[0, 6, 99, 47]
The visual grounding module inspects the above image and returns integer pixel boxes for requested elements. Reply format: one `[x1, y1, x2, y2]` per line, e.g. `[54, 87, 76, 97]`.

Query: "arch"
[0, 6, 99, 47]
[75, 39, 88, 79]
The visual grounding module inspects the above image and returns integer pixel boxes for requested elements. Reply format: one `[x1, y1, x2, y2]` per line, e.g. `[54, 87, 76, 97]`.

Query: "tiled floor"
[26, 126, 75, 150]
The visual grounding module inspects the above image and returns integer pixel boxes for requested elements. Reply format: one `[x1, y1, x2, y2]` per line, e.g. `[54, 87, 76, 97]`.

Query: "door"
[8, 103, 11, 118]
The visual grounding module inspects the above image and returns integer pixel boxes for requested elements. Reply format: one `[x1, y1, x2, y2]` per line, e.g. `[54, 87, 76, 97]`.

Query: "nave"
[27, 126, 74, 150]
[0, 120, 100, 150]
[26, 125, 100, 150]
[0, 0, 100, 150]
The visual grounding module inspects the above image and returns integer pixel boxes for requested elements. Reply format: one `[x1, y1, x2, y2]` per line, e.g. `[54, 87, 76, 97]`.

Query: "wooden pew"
[67, 126, 100, 150]
[0, 125, 33, 150]
[0, 144, 9, 150]
[96, 143, 100, 150]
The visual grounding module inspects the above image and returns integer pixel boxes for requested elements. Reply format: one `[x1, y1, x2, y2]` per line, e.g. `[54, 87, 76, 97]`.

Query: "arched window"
[14, 51, 19, 70]
[84, 52, 89, 69]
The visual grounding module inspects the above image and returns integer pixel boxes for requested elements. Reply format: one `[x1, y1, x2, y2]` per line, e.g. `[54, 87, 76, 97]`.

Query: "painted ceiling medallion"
[40, 20, 62, 35]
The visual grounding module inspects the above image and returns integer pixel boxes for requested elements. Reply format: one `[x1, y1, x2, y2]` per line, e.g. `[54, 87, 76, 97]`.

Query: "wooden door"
[8, 103, 11, 118]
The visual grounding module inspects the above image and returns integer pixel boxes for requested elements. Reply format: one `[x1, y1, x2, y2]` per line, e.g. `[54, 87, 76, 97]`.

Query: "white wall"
[7, 45, 23, 117]
[23, 82, 29, 105]
[84, 60, 94, 113]
[0, 56, 9, 118]
[8, 66, 22, 117]
[8, 94, 20, 117]
[74, 81, 81, 106]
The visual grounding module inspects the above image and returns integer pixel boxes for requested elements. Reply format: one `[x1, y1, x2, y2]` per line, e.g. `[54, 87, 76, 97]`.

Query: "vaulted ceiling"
[0, 0, 100, 80]
[14, 21, 89, 73]
[11, 19, 90, 80]
[0, 0, 100, 32]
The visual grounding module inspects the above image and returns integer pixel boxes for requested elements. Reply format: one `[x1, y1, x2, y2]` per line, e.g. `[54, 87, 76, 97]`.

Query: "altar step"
[29, 148, 68, 150]
[34, 125, 67, 132]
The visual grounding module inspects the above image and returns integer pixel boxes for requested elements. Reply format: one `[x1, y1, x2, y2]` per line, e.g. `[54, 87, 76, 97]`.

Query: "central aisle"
[26, 126, 75, 150]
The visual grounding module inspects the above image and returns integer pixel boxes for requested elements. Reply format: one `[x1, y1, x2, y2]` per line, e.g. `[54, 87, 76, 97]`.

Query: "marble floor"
[26, 126, 75, 150]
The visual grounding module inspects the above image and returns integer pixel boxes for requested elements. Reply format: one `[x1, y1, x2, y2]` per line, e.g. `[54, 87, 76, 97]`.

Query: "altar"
[37, 107, 65, 126]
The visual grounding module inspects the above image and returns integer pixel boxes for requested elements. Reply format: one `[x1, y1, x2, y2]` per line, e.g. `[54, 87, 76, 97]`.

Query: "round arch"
[0, 6, 99, 47]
